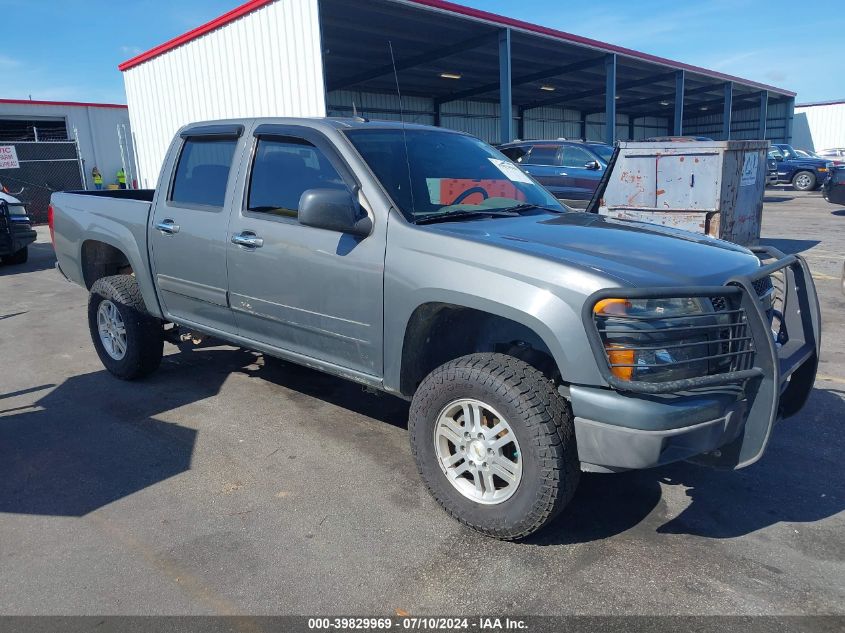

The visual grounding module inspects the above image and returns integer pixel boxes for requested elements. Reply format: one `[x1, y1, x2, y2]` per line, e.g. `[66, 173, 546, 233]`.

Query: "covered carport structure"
[320, 0, 795, 146]
[120, 0, 796, 183]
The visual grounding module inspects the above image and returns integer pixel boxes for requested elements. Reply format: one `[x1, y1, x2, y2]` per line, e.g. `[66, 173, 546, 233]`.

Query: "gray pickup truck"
[50, 118, 820, 540]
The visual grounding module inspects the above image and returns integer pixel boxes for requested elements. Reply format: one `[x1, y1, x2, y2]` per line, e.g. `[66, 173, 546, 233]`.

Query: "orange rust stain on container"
[679, 156, 685, 162]
[656, 189, 666, 196]
[694, 157, 699, 163]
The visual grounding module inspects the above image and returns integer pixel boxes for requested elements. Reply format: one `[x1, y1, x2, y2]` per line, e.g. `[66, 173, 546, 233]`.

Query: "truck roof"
[180, 116, 458, 135]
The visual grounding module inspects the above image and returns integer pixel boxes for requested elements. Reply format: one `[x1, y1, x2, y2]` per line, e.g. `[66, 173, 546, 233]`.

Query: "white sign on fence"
[0, 145, 20, 169]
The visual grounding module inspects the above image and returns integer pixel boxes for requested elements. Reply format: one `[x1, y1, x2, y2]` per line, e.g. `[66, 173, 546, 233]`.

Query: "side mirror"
[585, 160, 601, 170]
[298, 188, 372, 237]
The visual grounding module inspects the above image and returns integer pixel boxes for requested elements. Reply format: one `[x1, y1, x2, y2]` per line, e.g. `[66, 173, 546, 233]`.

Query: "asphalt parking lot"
[1, 189, 843, 616]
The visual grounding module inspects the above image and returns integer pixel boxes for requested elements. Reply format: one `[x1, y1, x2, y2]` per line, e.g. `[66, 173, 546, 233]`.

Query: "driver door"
[225, 125, 384, 377]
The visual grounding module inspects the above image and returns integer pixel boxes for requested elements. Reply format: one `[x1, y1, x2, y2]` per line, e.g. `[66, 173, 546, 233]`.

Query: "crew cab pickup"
[50, 118, 821, 540]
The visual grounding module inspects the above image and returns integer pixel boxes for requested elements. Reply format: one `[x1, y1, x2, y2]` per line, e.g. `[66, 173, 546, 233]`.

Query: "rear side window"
[247, 137, 347, 218]
[525, 145, 560, 166]
[500, 146, 530, 163]
[170, 137, 238, 207]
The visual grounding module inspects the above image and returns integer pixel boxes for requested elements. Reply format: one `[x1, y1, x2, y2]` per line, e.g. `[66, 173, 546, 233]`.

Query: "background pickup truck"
[768, 143, 834, 191]
[50, 118, 821, 540]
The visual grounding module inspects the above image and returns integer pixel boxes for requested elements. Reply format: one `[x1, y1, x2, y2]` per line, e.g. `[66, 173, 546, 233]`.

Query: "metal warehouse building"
[0, 98, 136, 221]
[793, 100, 845, 152]
[120, 0, 796, 186]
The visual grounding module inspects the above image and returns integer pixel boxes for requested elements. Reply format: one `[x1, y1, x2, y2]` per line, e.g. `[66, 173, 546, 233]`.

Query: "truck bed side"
[51, 190, 164, 318]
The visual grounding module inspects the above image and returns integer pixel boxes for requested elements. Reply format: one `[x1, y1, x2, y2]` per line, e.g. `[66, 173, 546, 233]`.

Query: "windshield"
[344, 129, 564, 221]
[778, 145, 797, 159]
[590, 144, 614, 162]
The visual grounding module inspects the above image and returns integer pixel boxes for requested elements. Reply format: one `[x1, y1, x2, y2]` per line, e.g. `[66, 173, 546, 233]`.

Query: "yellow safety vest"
[93, 173, 103, 184]
[117, 170, 126, 184]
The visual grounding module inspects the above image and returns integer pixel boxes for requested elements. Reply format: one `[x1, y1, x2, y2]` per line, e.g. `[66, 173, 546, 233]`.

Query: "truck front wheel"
[409, 353, 579, 540]
[88, 275, 164, 380]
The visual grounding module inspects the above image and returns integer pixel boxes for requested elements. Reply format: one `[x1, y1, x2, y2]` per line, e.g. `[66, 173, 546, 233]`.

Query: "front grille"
[594, 298, 755, 382]
[753, 276, 773, 297]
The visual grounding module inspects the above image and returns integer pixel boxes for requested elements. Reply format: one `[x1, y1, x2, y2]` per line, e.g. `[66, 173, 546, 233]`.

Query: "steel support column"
[674, 70, 685, 136]
[605, 54, 617, 146]
[499, 28, 513, 144]
[516, 106, 525, 140]
[758, 90, 769, 140]
[785, 96, 795, 144]
[723, 82, 733, 140]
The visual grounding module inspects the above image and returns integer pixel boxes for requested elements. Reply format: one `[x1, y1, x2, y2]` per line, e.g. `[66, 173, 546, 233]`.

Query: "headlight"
[594, 297, 715, 383]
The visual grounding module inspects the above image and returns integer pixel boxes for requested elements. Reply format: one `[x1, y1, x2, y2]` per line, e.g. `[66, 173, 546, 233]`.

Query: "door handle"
[557, 171, 569, 176]
[231, 232, 264, 248]
[155, 219, 180, 234]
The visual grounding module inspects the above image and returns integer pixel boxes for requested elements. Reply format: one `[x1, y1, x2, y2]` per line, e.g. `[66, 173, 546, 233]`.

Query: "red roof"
[0, 98, 127, 109]
[118, 0, 795, 97]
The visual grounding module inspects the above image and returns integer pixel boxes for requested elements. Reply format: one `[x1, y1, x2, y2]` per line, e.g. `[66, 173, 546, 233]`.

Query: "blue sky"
[2, 0, 842, 105]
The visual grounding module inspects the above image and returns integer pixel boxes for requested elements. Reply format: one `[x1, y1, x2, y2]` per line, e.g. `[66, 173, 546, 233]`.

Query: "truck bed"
[50, 189, 162, 317]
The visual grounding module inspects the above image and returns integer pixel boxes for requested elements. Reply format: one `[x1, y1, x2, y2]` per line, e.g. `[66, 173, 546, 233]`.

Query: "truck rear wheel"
[88, 275, 164, 380]
[792, 170, 816, 191]
[409, 353, 579, 540]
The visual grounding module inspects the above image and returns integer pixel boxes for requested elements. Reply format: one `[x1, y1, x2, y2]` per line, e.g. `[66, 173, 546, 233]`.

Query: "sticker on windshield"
[488, 158, 533, 184]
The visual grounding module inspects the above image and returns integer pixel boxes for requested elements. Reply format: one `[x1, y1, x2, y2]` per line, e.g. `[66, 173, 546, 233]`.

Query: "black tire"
[88, 275, 164, 380]
[2, 246, 27, 265]
[792, 170, 816, 192]
[409, 353, 580, 540]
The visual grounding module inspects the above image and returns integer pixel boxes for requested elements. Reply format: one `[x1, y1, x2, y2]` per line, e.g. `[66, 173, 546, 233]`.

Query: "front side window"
[170, 137, 238, 207]
[561, 145, 595, 168]
[589, 144, 614, 163]
[345, 129, 563, 221]
[247, 137, 347, 218]
[524, 145, 560, 166]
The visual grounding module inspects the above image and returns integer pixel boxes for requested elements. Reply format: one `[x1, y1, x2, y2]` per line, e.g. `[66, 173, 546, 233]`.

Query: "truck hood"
[785, 157, 830, 168]
[426, 211, 762, 287]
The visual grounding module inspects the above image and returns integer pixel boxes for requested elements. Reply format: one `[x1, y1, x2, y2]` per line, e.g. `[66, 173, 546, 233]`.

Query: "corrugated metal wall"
[794, 103, 845, 151]
[683, 100, 790, 143]
[327, 90, 669, 144]
[123, 0, 325, 186]
[326, 90, 435, 125]
[0, 102, 133, 188]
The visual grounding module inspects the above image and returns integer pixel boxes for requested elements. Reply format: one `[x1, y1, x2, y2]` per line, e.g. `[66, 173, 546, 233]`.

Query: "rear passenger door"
[225, 125, 384, 377]
[149, 125, 245, 332]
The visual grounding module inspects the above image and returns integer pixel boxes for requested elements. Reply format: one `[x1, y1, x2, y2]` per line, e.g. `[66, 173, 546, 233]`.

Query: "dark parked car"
[769, 143, 833, 191]
[822, 166, 845, 206]
[498, 140, 613, 204]
[0, 190, 36, 265]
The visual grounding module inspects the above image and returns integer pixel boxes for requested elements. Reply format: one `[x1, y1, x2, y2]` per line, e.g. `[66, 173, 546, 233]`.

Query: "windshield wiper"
[415, 210, 519, 225]
[498, 203, 565, 214]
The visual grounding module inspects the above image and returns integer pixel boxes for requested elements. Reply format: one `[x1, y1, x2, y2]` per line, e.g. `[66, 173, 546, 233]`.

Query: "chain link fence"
[0, 141, 85, 224]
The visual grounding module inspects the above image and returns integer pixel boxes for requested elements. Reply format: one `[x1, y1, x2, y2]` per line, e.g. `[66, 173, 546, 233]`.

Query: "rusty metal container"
[597, 140, 770, 245]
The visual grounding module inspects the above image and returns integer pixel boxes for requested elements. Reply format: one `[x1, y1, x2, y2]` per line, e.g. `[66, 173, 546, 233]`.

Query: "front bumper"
[576, 247, 821, 471]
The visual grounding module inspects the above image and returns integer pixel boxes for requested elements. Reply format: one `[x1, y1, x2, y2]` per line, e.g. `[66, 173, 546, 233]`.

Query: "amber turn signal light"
[605, 344, 635, 381]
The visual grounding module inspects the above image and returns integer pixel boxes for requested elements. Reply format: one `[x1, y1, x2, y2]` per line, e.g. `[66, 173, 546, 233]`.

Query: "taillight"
[48, 204, 55, 247]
